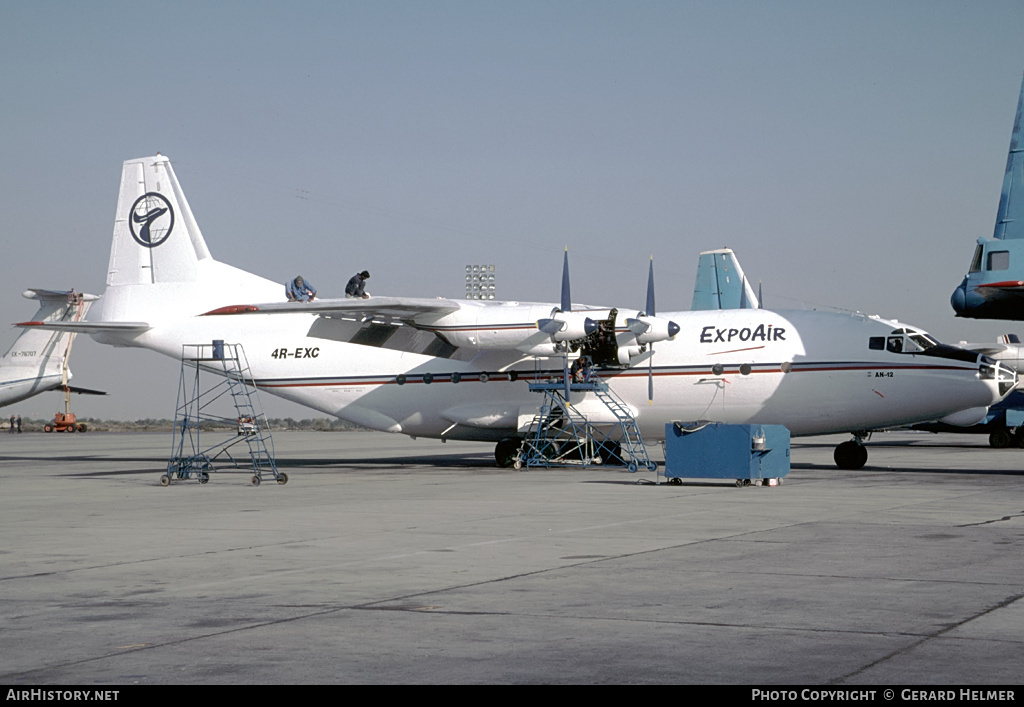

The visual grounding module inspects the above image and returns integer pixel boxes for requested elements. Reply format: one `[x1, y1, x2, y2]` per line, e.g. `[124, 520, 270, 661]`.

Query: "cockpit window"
[969, 244, 984, 273]
[987, 250, 1010, 271]
[876, 328, 939, 354]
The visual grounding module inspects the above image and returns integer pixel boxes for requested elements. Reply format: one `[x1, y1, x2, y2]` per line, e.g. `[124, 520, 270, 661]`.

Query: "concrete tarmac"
[1, 429, 1022, 685]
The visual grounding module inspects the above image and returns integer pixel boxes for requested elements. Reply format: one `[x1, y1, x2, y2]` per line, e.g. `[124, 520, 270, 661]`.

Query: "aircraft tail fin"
[691, 248, 761, 310]
[107, 154, 211, 288]
[100, 155, 278, 324]
[994, 75, 1024, 240]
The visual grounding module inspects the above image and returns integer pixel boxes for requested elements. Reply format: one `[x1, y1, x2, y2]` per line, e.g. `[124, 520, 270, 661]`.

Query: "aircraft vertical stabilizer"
[994, 75, 1024, 241]
[107, 154, 211, 289]
[691, 248, 760, 310]
[951, 76, 1024, 320]
[99, 155, 278, 324]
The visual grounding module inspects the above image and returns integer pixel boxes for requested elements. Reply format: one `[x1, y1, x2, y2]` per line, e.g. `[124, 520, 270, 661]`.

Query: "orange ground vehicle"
[43, 412, 87, 433]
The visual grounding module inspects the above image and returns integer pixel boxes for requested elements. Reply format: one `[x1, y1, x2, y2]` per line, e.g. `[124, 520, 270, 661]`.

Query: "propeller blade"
[646, 257, 656, 404]
[645, 256, 656, 316]
[536, 318, 564, 335]
[561, 248, 571, 313]
[564, 357, 571, 400]
[648, 348, 654, 404]
[625, 317, 650, 335]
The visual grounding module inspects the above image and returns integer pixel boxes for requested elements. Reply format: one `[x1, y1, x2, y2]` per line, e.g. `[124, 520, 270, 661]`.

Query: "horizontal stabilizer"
[23, 289, 100, 302]
[64, 385, 107, 396]
[16, 321, 151, 333]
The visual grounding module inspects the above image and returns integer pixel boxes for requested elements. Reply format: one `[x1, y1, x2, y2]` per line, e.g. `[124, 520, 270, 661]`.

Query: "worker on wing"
[346, 270, 371, 299]
[286, 275, 316, 302]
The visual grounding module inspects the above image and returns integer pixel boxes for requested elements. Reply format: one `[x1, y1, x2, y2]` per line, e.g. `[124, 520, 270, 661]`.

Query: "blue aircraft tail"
[951, 74, 1024, 320]
[691, 248, 760, 310]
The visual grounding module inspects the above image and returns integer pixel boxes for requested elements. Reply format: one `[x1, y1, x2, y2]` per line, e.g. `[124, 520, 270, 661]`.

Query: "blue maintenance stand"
[664, 422, 790, 487]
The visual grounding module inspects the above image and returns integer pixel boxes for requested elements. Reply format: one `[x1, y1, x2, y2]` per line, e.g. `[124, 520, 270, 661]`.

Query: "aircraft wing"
[202, 296, 463, 323]
[15, 321, 151, 333]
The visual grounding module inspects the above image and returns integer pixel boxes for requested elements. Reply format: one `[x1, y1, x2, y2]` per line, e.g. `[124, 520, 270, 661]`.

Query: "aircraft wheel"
[494, 438, 521, 468]
[834, 441, 868, 470]
[989, 429, 1013, 448]
[277, 472, 288, 485]
[160, 475, 170, 487]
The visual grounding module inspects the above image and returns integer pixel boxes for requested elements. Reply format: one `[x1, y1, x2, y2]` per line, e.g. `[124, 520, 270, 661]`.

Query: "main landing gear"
[495, 438, 521, 468]
[834, 433, 869, 470]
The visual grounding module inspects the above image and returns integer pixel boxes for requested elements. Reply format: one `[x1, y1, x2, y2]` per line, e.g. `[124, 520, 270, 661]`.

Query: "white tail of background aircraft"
[0, 290, 98, 407]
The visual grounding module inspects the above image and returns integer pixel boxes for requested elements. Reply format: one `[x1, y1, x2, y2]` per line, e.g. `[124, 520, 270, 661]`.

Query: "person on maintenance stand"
[286, 275, 317, 302]
[345, 270, 371, 299]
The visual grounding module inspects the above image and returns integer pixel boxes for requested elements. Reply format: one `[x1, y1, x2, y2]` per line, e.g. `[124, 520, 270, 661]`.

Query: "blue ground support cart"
[664, 422, 790, 486]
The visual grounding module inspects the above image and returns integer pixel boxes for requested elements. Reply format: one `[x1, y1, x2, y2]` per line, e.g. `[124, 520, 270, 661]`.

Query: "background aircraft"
[18, 155, 1018, 470]
[691, 248, 760, 311]
[0, 289, 103, 411]
[952, 75, 1024, 320]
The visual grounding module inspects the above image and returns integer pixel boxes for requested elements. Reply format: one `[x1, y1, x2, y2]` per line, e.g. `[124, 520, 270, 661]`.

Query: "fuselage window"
[869, 337, 885, 350]
[987, 250, 1010, 271]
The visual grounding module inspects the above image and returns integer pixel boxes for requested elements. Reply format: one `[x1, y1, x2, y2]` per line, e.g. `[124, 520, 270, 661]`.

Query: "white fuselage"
[92, 263, 1006, 442]
[78, 154, 1011, 442]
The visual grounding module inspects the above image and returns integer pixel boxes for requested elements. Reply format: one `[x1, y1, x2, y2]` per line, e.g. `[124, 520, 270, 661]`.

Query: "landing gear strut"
[495, 438, 522, 468]
[834, 433, 869, 470]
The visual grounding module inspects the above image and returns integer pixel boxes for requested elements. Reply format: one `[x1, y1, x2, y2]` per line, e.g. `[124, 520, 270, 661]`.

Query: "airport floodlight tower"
[465, 264, 496, 300]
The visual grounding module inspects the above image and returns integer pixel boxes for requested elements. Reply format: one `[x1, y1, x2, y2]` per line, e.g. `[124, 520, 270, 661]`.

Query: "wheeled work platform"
[163, 341, 283, 486]
[514, 367, 655, 471]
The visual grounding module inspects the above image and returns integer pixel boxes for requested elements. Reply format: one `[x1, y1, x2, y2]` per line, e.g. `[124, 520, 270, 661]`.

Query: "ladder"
[163, 342, 284, 486]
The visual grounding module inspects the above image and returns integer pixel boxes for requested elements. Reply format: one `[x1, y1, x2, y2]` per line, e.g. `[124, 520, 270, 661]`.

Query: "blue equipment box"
[664, 423, 790, 484]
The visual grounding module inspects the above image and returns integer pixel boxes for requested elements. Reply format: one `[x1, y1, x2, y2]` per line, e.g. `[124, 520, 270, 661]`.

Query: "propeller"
[625, 257, 680, 403]
[645, 257, 657, 403]
[535, 249, 597, 399]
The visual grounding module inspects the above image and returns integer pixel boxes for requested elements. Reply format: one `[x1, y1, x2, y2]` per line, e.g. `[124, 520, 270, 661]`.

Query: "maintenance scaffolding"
[514, 364, 655, 472]
[162, 342, 284, 487]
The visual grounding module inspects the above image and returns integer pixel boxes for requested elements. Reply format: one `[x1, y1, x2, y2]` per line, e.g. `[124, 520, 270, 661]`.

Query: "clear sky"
[2, 0, 1024, 420]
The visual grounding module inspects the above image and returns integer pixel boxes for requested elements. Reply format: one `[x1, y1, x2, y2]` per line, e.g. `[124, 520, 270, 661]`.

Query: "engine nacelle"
[936, 407, 990, 427]
[631, 314, 680, 345]
[537, 310, 597, 342]
[617, 345, 642, 365]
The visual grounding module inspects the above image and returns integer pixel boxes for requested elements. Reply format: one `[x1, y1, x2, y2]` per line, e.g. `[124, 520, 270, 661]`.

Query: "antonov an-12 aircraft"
[19, 155, 1018, 469]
